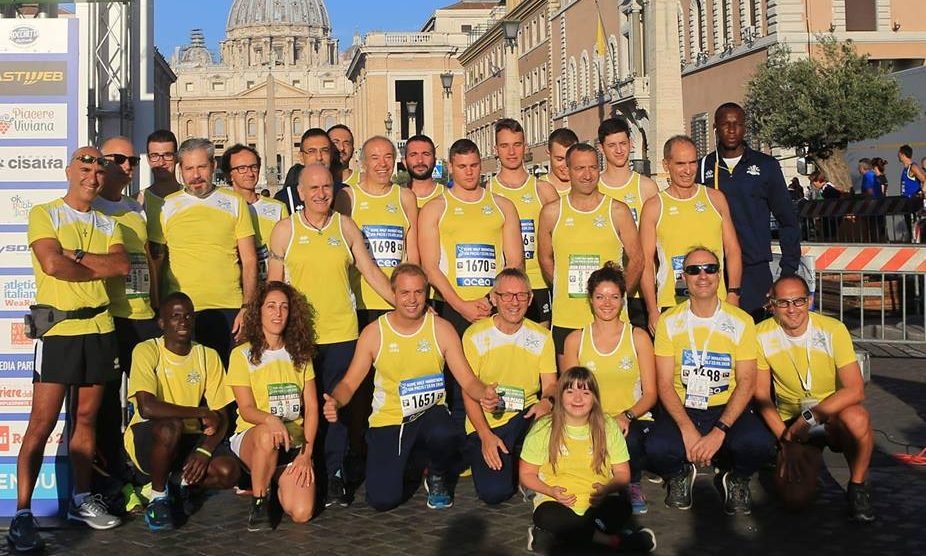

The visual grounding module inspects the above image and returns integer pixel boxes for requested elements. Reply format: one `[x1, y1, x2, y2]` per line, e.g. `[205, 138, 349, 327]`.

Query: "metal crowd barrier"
[793, 196, 923, 244]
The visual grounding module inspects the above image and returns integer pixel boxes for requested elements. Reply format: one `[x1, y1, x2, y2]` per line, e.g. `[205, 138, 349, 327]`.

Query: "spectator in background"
[897, 145, 925, 198]
[871, 158, 888, 197]
[858, 159, 882, 199]
[788, 177, 804, 202]
[810, 171, 841, 200]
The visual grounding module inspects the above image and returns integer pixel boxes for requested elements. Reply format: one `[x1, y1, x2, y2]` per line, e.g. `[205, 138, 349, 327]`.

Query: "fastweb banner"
[0, 18, 78, 518]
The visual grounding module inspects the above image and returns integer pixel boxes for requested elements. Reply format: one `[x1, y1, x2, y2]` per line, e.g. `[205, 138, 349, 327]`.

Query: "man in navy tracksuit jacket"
[697, 102, 801, 322]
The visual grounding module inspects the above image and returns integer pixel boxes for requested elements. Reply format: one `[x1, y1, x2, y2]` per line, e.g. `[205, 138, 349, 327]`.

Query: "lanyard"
[686, 300, 721, 370]
[778, 321, 814, 394]
[713, 156, 720, 190]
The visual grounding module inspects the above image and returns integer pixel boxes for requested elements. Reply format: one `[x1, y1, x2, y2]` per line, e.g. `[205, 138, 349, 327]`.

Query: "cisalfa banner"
[0, 18, 77, 518]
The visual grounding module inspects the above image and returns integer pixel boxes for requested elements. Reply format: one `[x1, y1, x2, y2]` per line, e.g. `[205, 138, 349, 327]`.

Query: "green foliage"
[745, 35, 921, 160]
[391, 170, 410, 186]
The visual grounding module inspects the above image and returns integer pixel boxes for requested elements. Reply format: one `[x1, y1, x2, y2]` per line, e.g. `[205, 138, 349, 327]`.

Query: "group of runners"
[8, 102, 875, 554]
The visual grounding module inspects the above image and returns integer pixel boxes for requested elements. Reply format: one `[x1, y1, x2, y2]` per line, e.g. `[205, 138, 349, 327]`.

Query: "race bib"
[680, 350, 733, 409]
[363, 224, 404, 268]
[520, 219, 536, 260]
[267, 383, 302, 422]
[125, 252, 150, 299]
[496, 384, 525, 413]
[399, 373, 445, 422]
[568, 254, 600, 298]
[256, 244, 270, 282]
[672, 255, 687, 299]
[455, 243, 496, 288]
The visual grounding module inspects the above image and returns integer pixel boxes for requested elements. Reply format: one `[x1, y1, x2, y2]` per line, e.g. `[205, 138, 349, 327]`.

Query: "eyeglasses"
[683, 263, 720, 276]
[105, 153, 140, 167]
[72, 154, 109, 166]
[231, 164, 261, 174]
[496, 292, 531, 302]
[770, 296, 809, 308]
[147, 152, 176, 162]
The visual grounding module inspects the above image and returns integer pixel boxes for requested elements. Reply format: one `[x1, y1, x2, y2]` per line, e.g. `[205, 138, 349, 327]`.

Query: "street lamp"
[407, 101, 418, 138]
[502, 20, 520, 49]
[384, 112, 393, 138]
[440, 72, 454, 96]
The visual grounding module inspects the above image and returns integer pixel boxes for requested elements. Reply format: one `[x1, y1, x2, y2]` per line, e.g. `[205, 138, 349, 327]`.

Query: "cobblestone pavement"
[4, 357, 925, 555]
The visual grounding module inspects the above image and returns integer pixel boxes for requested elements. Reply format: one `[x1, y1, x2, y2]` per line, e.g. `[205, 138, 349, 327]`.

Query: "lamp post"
[384, 112, 393, 140]
[406, 100, 418, 139]
[502, 19, 520, 120]
[440, 72, 454, 164]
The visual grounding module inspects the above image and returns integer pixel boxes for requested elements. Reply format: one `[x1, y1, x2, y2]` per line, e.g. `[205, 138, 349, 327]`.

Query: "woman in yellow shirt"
[561, 262, 657, 515]
[227, 282, 319, 532]
[519, 367, 656, 554]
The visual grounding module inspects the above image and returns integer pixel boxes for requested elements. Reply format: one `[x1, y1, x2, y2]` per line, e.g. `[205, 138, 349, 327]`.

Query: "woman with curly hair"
[227, 281, 319, 531]
[519, 367, 656, 554]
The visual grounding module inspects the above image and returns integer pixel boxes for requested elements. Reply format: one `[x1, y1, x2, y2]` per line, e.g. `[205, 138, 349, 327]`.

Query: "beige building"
[169, 0, 353, 186]
[678, 0, 926, 157]
[346, 1, 502, 171]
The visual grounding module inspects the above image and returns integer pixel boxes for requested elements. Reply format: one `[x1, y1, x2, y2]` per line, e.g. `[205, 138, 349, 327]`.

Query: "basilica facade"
[169, 0, 353, 186]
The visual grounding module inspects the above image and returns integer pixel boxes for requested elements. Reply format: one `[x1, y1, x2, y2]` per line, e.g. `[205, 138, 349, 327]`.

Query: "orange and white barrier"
[773, 245, 926, 273]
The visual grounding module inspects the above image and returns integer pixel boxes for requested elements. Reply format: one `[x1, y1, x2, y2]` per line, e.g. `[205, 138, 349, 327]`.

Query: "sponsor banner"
[0, 188, 59, 226]
[0, 420, 65, 458]
[0, 146, 68, 183]
[0, 61, 67, 96]
[0, 376, 33, 411]
[0, 20, 69, 54]
[0, 234, 30, 267]
[0, 275, 34, 312]
[0, 462, 69, 503]
[0, 104, 67, 140]
[0, 319, 33, 354]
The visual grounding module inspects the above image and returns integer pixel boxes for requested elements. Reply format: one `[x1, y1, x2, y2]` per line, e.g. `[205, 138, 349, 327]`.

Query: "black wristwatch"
[74, 249, 86, 263]
[623, 410, 636, 421]
[714, 420, 731, 433]
[727, 287, 741, 295]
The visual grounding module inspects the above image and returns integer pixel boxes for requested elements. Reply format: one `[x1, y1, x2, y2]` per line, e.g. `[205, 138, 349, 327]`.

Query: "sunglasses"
[770, 296, 809, 309]
[683, 263, 720, 276]
[105, 153, 141, 167]
[72, 154, 110, 166]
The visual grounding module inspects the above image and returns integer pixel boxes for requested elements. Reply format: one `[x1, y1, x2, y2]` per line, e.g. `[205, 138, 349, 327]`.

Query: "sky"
[154, 0, 451, 59]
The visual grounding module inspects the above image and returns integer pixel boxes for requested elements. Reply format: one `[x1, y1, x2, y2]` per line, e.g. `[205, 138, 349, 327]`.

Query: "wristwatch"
[714, 420, 731, 433]
[727, 287, 741, 295]
[801, 408, 818, 427]
[74, 248, 86, 263]
[623, 410, 636, 421]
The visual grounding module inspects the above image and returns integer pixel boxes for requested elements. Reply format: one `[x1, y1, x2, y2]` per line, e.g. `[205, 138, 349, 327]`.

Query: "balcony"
[362, 32, 473, 49]
[552, 90, 613, 119]
[611, 74, 650, 104]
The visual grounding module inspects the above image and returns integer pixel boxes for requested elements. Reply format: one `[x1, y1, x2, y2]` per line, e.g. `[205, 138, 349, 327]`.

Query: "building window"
[691, 113, 709, 158]
[323, 80, 335, 89]
[184, 82, 194, 92]
[292, 79, 302, 88]
[845, 0, 876, 31]
[246, 80, 255, 89]
[185, 120, 195, 137]
[211, 81, 225, 92]
[568, 57, 577, 103]
[579, 52, 590, 100]
[247, 118, 256, 137]
[213, 116, 225, 136]
[462, 24, 472, 33]
[292, 117, 302, 135]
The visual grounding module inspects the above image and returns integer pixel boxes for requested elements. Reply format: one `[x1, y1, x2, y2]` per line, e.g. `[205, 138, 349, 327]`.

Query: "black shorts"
[34, 332, 118, 385]
[526, 288, 552, 323]
[130, 419, 233, 476]
[114, 317, 161, 376]
[551, 326, 578, 355]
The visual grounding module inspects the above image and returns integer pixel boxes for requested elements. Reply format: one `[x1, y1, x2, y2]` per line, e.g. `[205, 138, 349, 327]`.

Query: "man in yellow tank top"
[597, 118, 660, 329]
[322, 264, 499, 511]
[461, 268, 557, 505]
[334, 136, 419, 326]
[754, 275, 874, 522]
[419, 138, 523, 432]
[646, 247, 772, 516]
[268, 163, 395, 508]
[329, 124, 360, 187]
[490, 119, 559, 327]
[544, 128, 579, 197]
[12, 148, 130, 550]
[639, 135, 743, 335]
[153, 138, 258, 365]
[140, 130, 181, 302]
[537, 143, 642, 365]
[94, 136, 162, 479]
[404, 135, 446, 208]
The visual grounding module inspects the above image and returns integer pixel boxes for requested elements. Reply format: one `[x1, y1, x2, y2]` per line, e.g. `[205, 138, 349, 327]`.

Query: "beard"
[407, 164, 435, 181]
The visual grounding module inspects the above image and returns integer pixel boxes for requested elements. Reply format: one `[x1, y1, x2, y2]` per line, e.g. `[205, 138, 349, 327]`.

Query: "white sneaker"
[67, 494, 121, 530]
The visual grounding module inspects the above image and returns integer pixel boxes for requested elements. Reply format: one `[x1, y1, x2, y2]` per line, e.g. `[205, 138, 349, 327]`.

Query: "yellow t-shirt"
[248, 197, 287, 282]
[27, 199, 122, 336]
[576, 324, 651, 419]
[654, 300, 756, 408]
[489, 175, 546, 290]
[349, 184, 409, 310]
[551, 196, 625, 329]
[756, 313, 857, 421]
[226, 342, 316, 446]
[598, 172, 644, 226]
[283, 212, 358, 344]
[415, 183, 445, 208]
[462, 317, 556, 434]
[93, 195, 154, 320]
[654, 186, 726, 309]
[521, 416, 629, 515]
[124, 338, 231, 469]
[438, 188, 506, 301]
[155, 188, 255, 310]
[370, 312, 446, 428]
[143, 188, 167, 249]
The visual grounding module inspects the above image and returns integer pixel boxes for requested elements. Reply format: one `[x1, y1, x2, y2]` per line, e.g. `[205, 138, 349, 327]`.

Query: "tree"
[745, 36, 920, 191]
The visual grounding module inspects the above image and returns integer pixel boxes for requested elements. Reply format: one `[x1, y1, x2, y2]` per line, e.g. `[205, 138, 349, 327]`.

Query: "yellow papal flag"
[595, 6, 607, 57]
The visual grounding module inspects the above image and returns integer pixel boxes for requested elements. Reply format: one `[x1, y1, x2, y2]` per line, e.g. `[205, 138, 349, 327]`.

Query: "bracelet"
[713, 420, 731, 433]
[195, 446, 213, 458]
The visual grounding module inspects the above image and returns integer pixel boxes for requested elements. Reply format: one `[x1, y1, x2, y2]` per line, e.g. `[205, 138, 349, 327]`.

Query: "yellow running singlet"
[598, 172, 644, 226]
[93, 195, 154, 320]
[577, 324, 650, 419]
[438, 189, 505, 301]
[489, 175, 545, 290]
[248, 197, 287, 282]
[349, 184, 409, 310]
[415, 183, 446, 208]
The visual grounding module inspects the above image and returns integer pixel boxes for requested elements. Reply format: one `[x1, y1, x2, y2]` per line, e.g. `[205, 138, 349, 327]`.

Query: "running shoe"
[247, 496, 271, 532]
[144, 496, 173, 531]
[67, 494, 121, 530]
[664, 463, 696, 510]
[847, 482, 875, 522]
[629, 481, 648, 515]
[6, 512, 45, 553]
[424, 472, 454, 509]
[721, 472, 752, 515]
